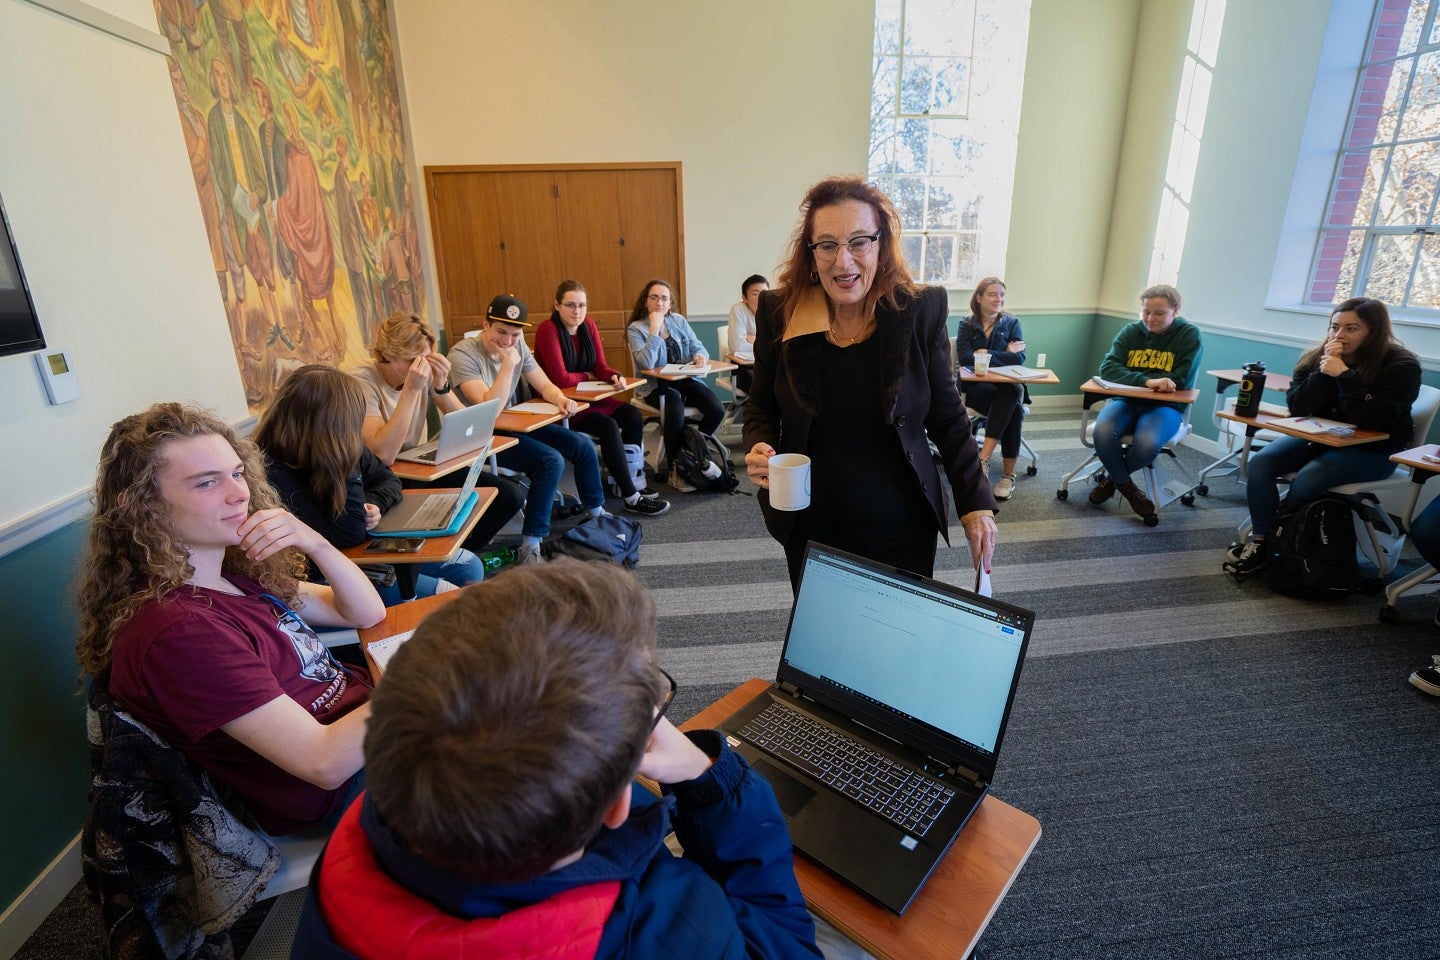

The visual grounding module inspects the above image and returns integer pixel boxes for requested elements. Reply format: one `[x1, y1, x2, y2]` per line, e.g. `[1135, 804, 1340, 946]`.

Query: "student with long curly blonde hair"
[76, 403, 385, 834]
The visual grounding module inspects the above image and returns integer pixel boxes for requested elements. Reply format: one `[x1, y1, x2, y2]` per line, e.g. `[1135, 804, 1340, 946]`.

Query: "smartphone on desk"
[366, 537, 423, 553]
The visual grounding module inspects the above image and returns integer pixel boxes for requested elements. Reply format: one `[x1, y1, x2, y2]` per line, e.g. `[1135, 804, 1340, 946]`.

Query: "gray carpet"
[17, 409, 1440, 959]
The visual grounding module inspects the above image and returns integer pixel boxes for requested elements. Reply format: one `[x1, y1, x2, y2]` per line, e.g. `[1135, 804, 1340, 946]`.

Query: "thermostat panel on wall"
[34, 348, 81, 404]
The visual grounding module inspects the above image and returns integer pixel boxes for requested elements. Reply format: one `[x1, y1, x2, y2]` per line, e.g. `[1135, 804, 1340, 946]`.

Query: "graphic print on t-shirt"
[268, 602, 350, 715]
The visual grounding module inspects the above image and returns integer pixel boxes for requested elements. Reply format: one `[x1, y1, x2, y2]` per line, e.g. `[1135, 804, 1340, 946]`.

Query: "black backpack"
[1264, 496, 1363, 599]
[672, 425, 739, 492]
[545, 514, 643, 567]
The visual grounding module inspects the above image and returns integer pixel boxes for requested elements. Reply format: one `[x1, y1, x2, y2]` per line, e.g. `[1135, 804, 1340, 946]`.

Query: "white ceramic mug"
[973, 350, 991, 375]
[768, 453, 811, 511]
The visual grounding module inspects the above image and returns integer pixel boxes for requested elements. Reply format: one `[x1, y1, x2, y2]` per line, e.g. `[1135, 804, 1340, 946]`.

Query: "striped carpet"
[637, 408, 1440, 959]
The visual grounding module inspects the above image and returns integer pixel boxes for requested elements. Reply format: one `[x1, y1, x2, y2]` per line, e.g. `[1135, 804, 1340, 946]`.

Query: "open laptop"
[718, 543, 1034, 914]
[395, 398, 501, 465]
[371, 447, 488, 537]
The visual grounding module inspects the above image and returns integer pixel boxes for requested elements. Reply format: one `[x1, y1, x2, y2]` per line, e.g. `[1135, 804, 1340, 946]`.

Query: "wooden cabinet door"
[428, 171, 504, 340]
[555, 170, 623, 311]
[494, 172, 563, 317]
[617, 167, 684, 314]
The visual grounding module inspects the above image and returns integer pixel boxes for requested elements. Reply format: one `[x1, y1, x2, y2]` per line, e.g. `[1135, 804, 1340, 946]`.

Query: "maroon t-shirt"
[109, 575, 372, 834]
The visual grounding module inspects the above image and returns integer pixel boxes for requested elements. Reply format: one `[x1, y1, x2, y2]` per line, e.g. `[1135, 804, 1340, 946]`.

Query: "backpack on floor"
[672, 425, 740, 492]
[1264, 496, 1362, 600]
[545, 514, 643, 567]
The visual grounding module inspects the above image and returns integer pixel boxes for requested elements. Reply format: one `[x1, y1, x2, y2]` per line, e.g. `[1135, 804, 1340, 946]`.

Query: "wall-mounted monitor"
[0, 193, 45, 358]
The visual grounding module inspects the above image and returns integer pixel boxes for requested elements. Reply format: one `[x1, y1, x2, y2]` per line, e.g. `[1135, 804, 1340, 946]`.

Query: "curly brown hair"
[775, 176, 919, 325]
[75, 403, 302, 678]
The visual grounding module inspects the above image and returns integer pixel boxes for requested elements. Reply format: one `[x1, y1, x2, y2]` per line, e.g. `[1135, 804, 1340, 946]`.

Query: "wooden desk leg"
[396, 566, 421, 601]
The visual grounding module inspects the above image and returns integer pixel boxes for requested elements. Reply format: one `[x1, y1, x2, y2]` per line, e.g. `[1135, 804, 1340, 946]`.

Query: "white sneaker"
[994, 474, 1016, 500]
[517, 543, 545, 565]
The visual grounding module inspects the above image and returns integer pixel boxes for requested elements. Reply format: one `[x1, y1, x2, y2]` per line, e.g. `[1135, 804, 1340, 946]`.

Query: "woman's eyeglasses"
[652, 668, 677, 730]
[808, 234, 882, 261]
[646, 293, 671, 303]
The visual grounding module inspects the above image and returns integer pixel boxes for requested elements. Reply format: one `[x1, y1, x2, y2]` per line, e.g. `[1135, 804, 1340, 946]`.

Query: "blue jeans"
[496, 424, 604, 538]
[1245, 435, 1397, 538]
[1092, 399, 1183, 483]
[374, 549, 485, 606]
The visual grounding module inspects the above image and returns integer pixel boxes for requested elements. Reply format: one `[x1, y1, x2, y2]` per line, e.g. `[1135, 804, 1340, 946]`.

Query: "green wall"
[0, 521, 90, 907]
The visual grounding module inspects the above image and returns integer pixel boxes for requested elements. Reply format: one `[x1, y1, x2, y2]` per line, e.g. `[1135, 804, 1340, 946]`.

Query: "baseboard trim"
[0, 833, 83, 957]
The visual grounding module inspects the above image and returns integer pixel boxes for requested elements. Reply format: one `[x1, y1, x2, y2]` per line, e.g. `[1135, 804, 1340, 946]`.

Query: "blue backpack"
[545, 514, 643, 567]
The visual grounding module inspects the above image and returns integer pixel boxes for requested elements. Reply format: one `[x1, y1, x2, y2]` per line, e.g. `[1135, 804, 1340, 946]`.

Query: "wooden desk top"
[1390, 443, 1440, 473]
[560, 377, 644, 403]
[497, 402, 589, 433]
[960, 367, 1061, 386]
[726, 353, 754, 366]
[683, 679, 1041, 960]
[1081, 378, 1200, 404]
[341, 486, 496, 567]
[642, 360, 739, 381]
[359, 592, 457, 677]
[389, 435, 518, 482]
[1216, 409, 1389, 448]
[1207, 368, 1293, 391]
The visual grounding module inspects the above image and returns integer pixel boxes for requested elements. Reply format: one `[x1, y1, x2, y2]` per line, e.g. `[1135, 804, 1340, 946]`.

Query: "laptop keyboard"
[738, 701, 956, 837]
[407, 493, 454, 529]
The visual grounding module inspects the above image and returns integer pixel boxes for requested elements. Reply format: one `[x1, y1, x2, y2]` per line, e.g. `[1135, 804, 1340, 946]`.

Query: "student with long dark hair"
[1226, 298, 1421, 577]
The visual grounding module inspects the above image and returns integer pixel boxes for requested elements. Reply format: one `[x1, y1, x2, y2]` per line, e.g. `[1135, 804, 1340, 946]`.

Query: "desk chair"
[967, 404, 1039, 476]
[1056, 402, 1200, 526]
[626, 350, 724, 479]
[1236, 385, 1440, 580]
[715, 326, 747, 434]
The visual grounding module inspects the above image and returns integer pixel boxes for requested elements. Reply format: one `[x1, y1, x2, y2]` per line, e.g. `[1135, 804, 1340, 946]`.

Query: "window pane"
[927, 119, 978, 177]
[1375, 0, 1431, 59]
[1182, 62, 1213, 136]
[873, 56, 899, 118]
[1192, 0, 1226, 66]
[954, 232, 980, 286]
[1398, 51, 1440, 140]
[1407, 234, 1440, 307]
[923, 234, 955, 283]
[926, 179, 961, 230]
[891, 176, 928, 228]
[900, 57, 935, 115]
[1362, 233, 1420, 302]
[899, 234, 924, 275]
[903, 0, 976, 57]
[1337, 146, 1391, 227]
[1375, 139, 1440, 224]
[1309, 230, 1364, 304]
[893, 118, 931, 173]
[1354, 58, 1413, 148]
[875, 0, 902, 54]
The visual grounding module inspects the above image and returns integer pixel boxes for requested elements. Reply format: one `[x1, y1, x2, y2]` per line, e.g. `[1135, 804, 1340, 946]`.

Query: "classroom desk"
[360, 591, 455, 677]
[342, 487, 496, 601]
[1380, 444, 1440, 621]
[389, 435, 518, 482]
[497, 402, 590, 434]
[641, 360, 739, 381]
[725, 353, 753, 367]
[679, 679, 1041, 960]
[958, 366, 1061, 386]
[560, 377, 644, 403]
[1215, 409, 1389, 448]
[1196, 368, 1293, 491]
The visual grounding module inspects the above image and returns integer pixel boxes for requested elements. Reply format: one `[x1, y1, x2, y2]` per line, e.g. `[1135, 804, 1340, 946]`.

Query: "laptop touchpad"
[753, 759, 816, 818]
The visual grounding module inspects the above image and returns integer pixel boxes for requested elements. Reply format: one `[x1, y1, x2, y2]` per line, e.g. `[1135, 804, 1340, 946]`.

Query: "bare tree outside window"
[867, 0, 1030, 288]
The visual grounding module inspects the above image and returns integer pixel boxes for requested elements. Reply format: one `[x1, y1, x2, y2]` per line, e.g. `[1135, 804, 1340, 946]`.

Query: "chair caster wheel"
[1196, 483, 1210, 496]
[1026, 465, 1038, 476]
[1056, 488, 1068, 501]
[1180, 493, 1195, 506]
[1143, 514, 1160, 527]
[1379, 605, 1401, 624]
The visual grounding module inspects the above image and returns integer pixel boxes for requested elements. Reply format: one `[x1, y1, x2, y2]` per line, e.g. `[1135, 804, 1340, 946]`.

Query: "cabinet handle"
[619, 237, 625, 247]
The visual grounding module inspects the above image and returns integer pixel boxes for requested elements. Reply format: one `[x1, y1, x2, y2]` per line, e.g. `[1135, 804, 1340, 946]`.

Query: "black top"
[1286, 344, 1421, 454]
[265, 449, 403, 549]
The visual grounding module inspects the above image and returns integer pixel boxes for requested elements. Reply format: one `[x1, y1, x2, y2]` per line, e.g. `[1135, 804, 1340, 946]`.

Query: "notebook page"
[367, 630, 414, 673]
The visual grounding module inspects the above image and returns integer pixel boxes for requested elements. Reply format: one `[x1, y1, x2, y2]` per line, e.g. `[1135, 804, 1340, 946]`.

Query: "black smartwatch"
[432, 380, 452, 395]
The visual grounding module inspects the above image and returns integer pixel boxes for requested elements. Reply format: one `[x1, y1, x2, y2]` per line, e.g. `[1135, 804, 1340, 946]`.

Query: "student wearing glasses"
[743, 176, 997, 590]
[75, 403, 384, 836]
[534, 279, 670, 516]
[291, 559, 823, 960]
[626, 279, 727, 486]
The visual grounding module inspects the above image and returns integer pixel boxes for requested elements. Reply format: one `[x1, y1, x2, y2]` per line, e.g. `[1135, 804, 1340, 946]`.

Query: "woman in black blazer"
[743, 176, 997, 589]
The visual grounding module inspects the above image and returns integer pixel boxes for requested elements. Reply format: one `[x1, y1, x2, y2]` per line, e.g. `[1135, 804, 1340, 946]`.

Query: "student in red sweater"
[534, 279, 670, 516]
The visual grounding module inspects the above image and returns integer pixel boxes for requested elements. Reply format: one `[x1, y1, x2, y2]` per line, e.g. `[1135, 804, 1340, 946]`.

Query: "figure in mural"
[381, 207, 415, 316]
[332, 134, 375, 343]
[250, 78, 299, 351]
[209, 0, 254, 86]
[206, 57, 282, 400]
[275, 102, 341, 360]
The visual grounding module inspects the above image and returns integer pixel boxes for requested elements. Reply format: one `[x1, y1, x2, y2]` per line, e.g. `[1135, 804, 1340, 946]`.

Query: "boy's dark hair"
[742, 274, 768, 295]
[364, 558, 665, 883]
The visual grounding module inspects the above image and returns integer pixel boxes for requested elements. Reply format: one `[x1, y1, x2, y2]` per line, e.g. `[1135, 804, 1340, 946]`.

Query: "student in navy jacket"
[291, 560, 822, 960]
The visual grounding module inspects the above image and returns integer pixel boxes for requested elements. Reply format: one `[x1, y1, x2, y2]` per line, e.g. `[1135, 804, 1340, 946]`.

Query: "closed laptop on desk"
[719, 543, 1033, 914]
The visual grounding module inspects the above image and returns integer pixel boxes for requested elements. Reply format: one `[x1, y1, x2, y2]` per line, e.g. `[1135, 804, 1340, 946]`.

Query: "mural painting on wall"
[156, 0, 426, 407]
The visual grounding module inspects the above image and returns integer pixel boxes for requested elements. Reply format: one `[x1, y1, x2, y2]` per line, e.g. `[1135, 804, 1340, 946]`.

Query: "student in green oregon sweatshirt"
[1088, 284, 1203, 520]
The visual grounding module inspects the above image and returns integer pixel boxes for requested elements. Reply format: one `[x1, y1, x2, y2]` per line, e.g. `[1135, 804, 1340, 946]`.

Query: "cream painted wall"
[390, 0, 873, 317]
[1007, 0, 1139, 310]
[0, 0, 246, 529]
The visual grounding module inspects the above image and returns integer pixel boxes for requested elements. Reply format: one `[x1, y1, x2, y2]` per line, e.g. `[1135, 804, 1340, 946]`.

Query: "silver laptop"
[395, 398, 501, 465]
[719, 543, 1033, 914]
[371, 448, 490, 536]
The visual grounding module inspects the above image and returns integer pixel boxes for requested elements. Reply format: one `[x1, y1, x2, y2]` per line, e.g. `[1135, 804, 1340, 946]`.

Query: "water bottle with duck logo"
[1234, 361, 1266, 417]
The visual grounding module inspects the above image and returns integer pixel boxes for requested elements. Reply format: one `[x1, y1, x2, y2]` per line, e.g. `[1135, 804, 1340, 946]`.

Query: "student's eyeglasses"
[652, 667, 677, 730]
[807, 234, 882, 261]
[560, 301, 587, 311]
[646, 293, 672, 303]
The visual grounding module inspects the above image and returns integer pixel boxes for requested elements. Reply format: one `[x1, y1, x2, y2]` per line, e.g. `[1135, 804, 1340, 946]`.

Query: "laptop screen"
[781, 545, 1031, 766]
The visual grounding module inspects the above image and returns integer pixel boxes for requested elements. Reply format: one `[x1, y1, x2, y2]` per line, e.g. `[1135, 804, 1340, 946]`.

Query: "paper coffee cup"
[973, 350, 991, 375]
[768, 453, 811, 511]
